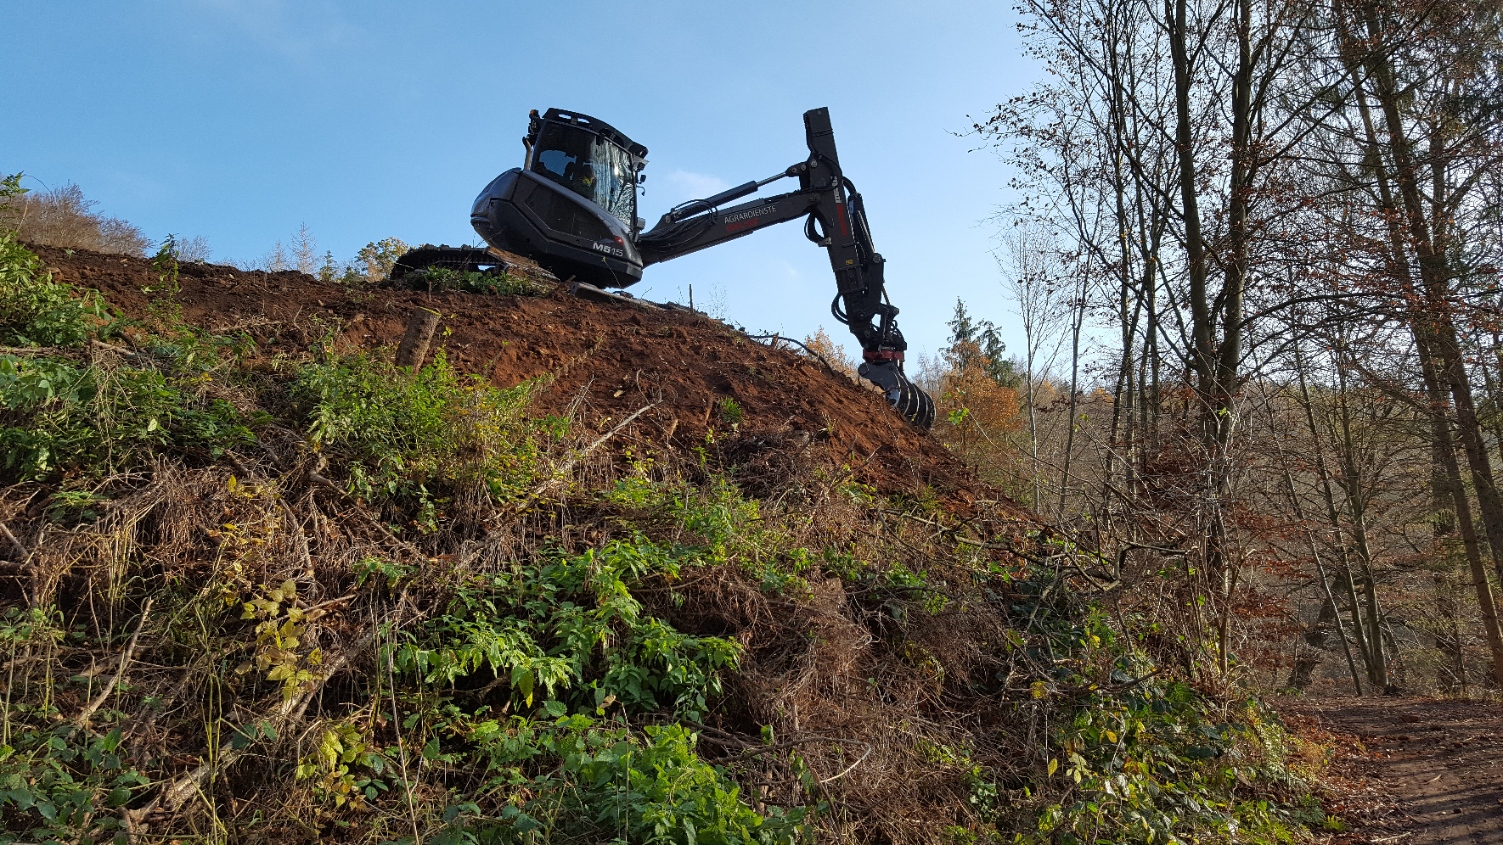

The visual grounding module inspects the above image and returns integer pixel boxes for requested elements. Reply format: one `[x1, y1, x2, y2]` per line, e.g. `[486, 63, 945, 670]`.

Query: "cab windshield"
[531, 123, 637, 227]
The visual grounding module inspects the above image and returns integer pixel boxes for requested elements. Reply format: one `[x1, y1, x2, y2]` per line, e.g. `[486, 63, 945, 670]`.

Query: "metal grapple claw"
[858, 361, 936, 430]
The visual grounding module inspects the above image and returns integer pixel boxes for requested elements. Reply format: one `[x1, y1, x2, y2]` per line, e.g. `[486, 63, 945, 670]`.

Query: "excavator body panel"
[466, 109, 647, 286]
[470, 167, 643, 286]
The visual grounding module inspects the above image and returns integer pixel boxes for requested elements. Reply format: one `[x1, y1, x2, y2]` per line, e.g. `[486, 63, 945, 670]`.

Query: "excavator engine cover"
[470, 109, 647, 286]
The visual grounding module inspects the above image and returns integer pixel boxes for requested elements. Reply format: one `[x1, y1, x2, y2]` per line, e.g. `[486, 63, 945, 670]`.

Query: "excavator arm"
[637, 108, 935, 428]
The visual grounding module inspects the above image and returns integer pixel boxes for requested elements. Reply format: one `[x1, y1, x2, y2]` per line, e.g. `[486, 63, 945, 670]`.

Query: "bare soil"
[31, 245, 1008, 512]
[1284, 697, 1503, 844]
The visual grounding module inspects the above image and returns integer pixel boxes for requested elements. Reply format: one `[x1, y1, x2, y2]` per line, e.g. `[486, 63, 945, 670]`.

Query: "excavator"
[393, 107, 935, 429]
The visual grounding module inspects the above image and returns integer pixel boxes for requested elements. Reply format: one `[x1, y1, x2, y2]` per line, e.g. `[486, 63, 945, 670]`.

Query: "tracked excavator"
[394, 107, 935, 429]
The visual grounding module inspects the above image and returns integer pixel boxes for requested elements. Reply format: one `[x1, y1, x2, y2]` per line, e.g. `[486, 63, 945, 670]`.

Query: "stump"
[395, 306, 441, 370]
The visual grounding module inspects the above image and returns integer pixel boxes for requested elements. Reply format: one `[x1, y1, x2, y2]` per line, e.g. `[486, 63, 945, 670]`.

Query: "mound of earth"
[31, 244, 987, 508]
[2, 242, 1330, 845]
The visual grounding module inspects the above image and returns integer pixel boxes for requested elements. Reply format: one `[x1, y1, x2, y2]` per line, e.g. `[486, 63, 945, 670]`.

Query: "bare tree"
[999, 223, 1068, 508]
[1, 183, 151, 256]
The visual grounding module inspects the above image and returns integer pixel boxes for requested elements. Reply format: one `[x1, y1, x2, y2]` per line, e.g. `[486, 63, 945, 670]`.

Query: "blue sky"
[2, 0, 1038, 361]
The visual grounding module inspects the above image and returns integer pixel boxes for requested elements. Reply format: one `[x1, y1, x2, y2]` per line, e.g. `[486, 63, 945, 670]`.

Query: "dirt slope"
[1284, 697, 1503, 844]
[31, 245, 991, 508]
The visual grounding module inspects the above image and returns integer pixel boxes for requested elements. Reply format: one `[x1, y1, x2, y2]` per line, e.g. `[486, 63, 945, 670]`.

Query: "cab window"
[531, 123, 636, 227]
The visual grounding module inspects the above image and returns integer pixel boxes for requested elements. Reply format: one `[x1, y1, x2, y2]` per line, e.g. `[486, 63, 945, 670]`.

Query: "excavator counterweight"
[394, 107, 935, 429]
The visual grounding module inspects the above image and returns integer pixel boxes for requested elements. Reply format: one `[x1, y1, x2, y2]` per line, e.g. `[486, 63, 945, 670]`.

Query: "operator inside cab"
[528, 120, 637, 227]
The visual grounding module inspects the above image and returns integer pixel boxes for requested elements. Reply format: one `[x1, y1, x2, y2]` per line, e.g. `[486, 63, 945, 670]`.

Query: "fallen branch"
[524, 401, 659, 500]
[0, 521, 27, 561]
[0, 345, 76, 356]
[75, 598, 154, 727]
[89, 339, 141, 357]
[145, 628, 375, 815]
[818, 740, 874, 785]
[0, 340, 144, 361]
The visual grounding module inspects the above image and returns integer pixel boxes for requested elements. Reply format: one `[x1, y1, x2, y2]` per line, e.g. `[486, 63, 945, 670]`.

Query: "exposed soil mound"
[30, 245, 983, 507]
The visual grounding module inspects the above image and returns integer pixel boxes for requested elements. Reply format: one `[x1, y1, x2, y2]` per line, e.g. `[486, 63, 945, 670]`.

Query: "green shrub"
[1000, 593, 1321, 844]
[0, 725, 150, 844]
[0, 354, 256, 483]
[397, 265, 550, 297]
[0, 233, 102, 347]
[717, 397, 744, 425]
[0, 606, 151, 843]
[455, 717, 805, 844]
[394, 534, 741, 719]
[294, 350, 556, 506]
[387, 531, 805, 843]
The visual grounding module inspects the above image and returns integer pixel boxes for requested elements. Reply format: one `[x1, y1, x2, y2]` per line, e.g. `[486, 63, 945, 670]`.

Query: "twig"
[525, 401, 659, 499]
[746, 333, 845, 379]
[0, 522, 27, 561]
[74, 598, 153, 727]
[818, 740, 874, 784]
[383, 619, 423, 844]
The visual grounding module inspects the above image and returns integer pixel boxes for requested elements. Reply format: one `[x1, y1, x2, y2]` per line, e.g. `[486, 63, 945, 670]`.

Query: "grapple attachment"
[858, 360, 936, 430]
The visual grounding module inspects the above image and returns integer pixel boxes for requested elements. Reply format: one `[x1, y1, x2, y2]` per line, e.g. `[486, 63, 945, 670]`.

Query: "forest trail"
[1286, 697, 1503, 844]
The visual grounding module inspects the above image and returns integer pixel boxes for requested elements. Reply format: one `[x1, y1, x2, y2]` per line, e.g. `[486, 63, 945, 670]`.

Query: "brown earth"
[29, 244, 1000, 510]
[1283, 697, 1503, 844]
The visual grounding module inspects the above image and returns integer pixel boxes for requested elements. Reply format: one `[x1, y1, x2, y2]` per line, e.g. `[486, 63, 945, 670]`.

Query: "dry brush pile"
[0, 233, 1331, 844]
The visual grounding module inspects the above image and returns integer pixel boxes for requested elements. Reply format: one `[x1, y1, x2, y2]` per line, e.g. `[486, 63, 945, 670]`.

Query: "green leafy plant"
[294, 349, 552, 508]
[0, 725, 150, 844]
[718, 396, 745, 425]
[398, 265, 550, 297]
[0, 353, 256, 483]
[0, 233, 103, 347]
[235, 579, 324, 701]
[0, 172, 25, 201]
[394, 533, 742, 718]
[294, 720, 391, 808]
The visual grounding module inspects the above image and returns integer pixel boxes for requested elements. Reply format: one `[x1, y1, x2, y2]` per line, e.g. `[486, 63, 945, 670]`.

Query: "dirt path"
[1285, 697, 1503, 844]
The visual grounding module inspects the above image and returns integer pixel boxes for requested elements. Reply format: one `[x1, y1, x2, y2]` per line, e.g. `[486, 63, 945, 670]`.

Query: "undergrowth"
[395, 266, 550, 297]
[0, 239, 1334, 844]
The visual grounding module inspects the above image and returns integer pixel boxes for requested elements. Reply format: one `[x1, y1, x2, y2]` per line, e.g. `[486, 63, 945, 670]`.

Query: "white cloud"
[660, 169, 730, 205]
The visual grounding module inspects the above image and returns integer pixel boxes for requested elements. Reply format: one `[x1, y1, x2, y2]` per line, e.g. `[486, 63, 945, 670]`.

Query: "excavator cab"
[469, 109, 648, 286]
[528, 118, 639, 227]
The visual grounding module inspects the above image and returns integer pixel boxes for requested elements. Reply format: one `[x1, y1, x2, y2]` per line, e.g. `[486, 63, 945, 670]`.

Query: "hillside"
[0, 239, 1326, 844]
[28, 245, 973, 506]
